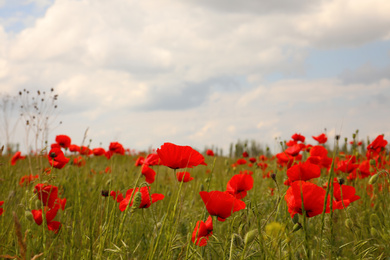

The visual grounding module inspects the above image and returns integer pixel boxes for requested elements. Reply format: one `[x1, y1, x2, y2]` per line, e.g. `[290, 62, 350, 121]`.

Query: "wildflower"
[199, 191, 246, 222]
[307, 146, 332, 169]
[242, 151, 249, 158]
[119, 187, 164, 211]
[69, 144, 80, 153]
[141, 164, 156, 184]
[109, 142, 125, 155]
[110, 191, 124, 203]
[11, 151, 26, 166]
[157, 142, 207, 169]
[285, 181, 330, 218]
[135, 156, 145, 166]
[292, 133, 305, 143]
[48, 148, 70, 169]
[206, 149, 215, 156]
[73, 156, 86, 167]
[19, 174, 39, 187]
[34, 184, 58, 208]
[31, 207, 61, 234]
[144, 153, 160, 166]
[176, 171, 194, 182]
[367, 135, 388, 157]
[312, 133, 327, 144]
[285, 161, 321, 185]
[332, 179, 360, 209]
[92, 148, 106, 156]
[79, 146, 92, 156]
[192, 215, 213, 246]
[226, 174, 254, 199]
[0, 201, 4, 216]
[55, 135, 71, 149]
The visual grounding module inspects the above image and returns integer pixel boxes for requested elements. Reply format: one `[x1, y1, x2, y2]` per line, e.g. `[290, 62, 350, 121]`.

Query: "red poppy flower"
[331, 179, 360, 209]
[93, 148, 106, 156]
[19, 174, 39, 187]
[242, 151, 249, 158]
[285, 181, 330, 218]
[50, 143, 61, 149]
[157, 143, 207, 169]
[48, 148, 70, 169]
[367, 135, 388, 157]
[206, 149, 215, 156]
[192, 215, 213, 246]
[55, 135, 71, 149]
[34, 184, 59, 208]
[109, 142, 125, 155]
[141, 164, 156, 184]
[135, 156, 145, 166]
[312, 133, 327, 144]
[199, 191, 246, 222]
[105, 166, 112, 173]
[0, 201, 4, 216]
[286, 140, 297, 147]
[335, 157, 359, 174]
[276, 152, 295, 168]
[176, 171, 194, 182]
[249, 157, 256, 163]
[307, 145, 332, 169]
[292, 133, 305, 143]
[110, 191, 124, 203]
[284, 144, 305, 157]
[226, 174, 254, 199]
[73, 156, 86, 167]
[285, 161, 321, 185]
[11, 151, 26, 166]
[144, 153, 160, 166]
[235, 158, 247, 165]
[79, 146, 92, 156]
[69, 144, 80, 153]
[31, 207, 61, 234]
[119, 187, 164, 211]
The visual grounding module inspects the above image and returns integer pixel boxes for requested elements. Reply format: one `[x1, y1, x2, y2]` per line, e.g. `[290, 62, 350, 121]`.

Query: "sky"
[0, 0, 390, 154]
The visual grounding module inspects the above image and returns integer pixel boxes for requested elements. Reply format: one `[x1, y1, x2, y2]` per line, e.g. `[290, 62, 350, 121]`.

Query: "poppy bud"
[271, 173, 276, 181]
[335, 135, 340, 140]
[369, 159, 376, 166]
[244, 229, 258, 245]
[233, 233, 243, 247]
[101, 190, 109, 197]
[35, 200, 41, 209]
[131, 191, 142, 211]
[345, 218, 353, 229]
[352, 133, 356, 139]
[369, 214, 381, 228]
[292, 223, 302, 233]
[369, 174, 379, 185]
[25, 210, 34, 222]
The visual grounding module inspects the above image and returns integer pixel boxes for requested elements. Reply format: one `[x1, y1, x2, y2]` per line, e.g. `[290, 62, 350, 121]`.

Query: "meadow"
[0, 133, 389, 260]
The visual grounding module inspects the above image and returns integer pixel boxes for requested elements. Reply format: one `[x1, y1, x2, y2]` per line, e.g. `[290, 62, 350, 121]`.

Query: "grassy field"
[0, 136, 389, 260]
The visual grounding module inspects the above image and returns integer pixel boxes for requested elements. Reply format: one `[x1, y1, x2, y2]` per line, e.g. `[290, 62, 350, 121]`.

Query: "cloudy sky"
[1, 0, 390, 154]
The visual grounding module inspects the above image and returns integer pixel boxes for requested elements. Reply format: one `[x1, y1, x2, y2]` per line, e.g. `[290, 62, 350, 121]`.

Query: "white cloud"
[1, 0, 390, 153]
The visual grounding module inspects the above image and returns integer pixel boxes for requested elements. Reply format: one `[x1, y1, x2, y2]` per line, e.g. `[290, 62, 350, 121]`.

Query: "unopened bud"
[271, 173, 276, 181]
[131, 191, 142, 210]
[101, 190, 109, 197]
[369, 159, 376, 166]
[292, 223, 302, 233]
[345, 218, 353, 229]
[25, 210, 34, 222]
[369, 174, 379, 185]
[369, 214, 381, 228]
[244, 229, 258, 245]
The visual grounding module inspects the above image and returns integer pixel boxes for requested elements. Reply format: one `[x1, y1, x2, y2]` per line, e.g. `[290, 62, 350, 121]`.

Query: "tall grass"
[0, 146, 389, 259]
